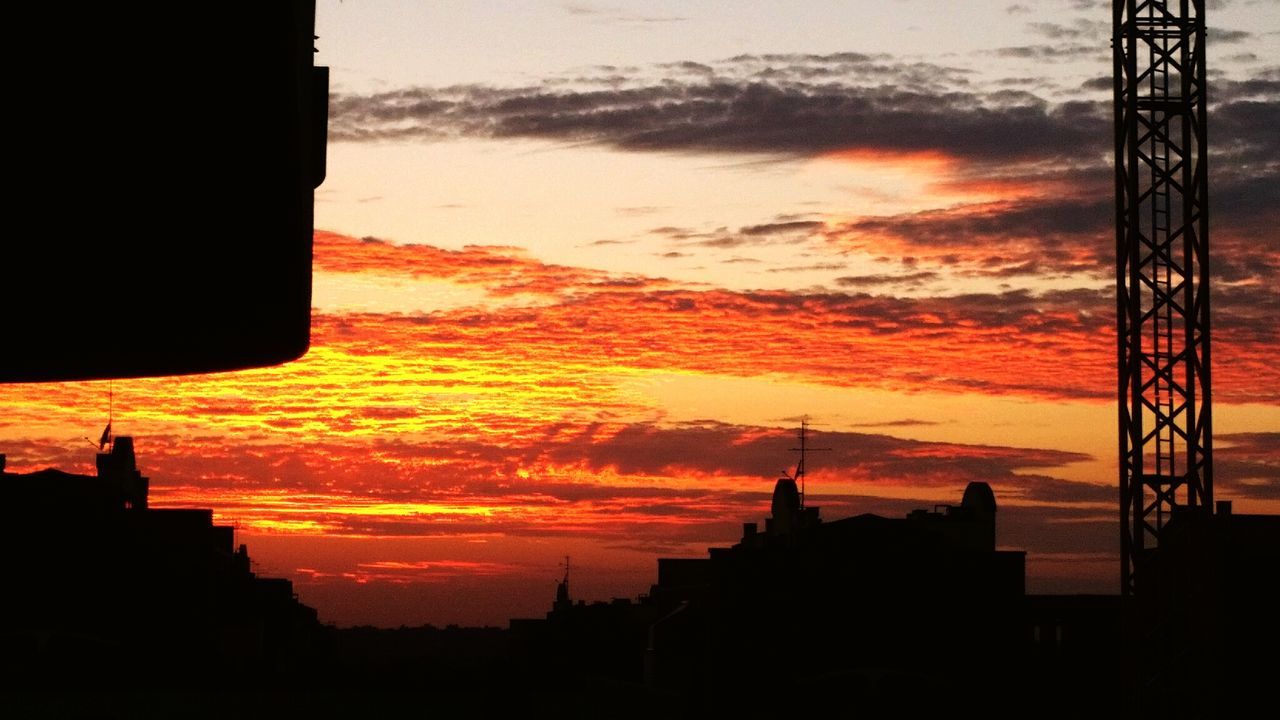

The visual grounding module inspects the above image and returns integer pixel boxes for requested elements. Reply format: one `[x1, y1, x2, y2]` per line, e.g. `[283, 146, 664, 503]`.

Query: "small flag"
[98, 422, 112, 451]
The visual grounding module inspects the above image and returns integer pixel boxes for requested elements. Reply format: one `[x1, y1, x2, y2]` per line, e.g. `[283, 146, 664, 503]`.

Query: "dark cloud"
[329, 56, 1106, 163]
[648, 225, 696, 238]
[834, 271, 940, 287]
[996, 77, 1046, 87]
[328, 54, 1278, 241]
[647, 219, 824, 250]
[829, 162, 1278, 284]
[847, 419, 941, 428]
[1026, 20, 1109, 41]
[1212, 28, 1253, 43]
[740, 220, 825, 236]
[330, 50, 1276, 181]
[829, 195, 1112, 275]
[1216, 98, 1280, 157]
[1217, 432, 1280, 500]
[614, 205, 666, 216]
[659, 61, 716, 75]
[1080, 76, 1111, 92]
[988, 44, 1103, 61]
[766, 263, 847, 273]
[694, 235, 757, 249]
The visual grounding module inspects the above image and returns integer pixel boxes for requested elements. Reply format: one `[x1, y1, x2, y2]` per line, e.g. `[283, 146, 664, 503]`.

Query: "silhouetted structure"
[644, 479, 1024, 710]
[1113, 6, 1280, 716]
[512, 430, 1031, 712]
[1114, 0, 1212, 598]
[1136, 502, 1280, 716]
[1, 1, 327, 383]
[0, 439, 323, 681]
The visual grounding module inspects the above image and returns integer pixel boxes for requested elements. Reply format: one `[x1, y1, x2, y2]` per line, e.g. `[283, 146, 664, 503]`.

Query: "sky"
[2, 0, 1278, 627]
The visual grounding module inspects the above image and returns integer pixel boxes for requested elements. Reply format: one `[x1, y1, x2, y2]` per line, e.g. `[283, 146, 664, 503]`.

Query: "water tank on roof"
[962, 482, 997, 515]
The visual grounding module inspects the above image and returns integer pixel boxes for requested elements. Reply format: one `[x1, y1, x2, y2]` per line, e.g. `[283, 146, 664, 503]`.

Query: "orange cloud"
[3, 231, 1275, 625]
[313, 231, 667, 298]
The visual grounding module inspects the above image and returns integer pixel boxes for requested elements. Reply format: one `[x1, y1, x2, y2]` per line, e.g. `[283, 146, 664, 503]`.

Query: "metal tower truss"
[1115, 0, 1212, 597]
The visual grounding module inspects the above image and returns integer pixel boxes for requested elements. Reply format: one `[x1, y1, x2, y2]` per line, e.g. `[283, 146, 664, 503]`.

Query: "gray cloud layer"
[330, 55, 1276, 173]
[329, 54, 1112, 162]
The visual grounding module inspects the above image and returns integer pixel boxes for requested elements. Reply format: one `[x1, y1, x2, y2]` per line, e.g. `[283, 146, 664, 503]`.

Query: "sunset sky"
[3, 0, 1277, 627]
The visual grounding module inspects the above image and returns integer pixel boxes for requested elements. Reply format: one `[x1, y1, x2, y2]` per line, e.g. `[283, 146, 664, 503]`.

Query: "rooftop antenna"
[97, 379, 114, 452]
[788, 418, 831, 509]
[553, 554, 573, 609]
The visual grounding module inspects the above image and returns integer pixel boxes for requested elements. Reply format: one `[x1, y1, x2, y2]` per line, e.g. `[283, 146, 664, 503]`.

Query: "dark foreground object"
[1, 2, 327, 382]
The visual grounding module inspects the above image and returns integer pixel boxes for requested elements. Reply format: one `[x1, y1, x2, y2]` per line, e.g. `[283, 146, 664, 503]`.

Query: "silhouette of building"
[1135, 501, 1280, 716]
[509, 556, 656, 684]
[0, 438, 323, 681]
[512, 427, 1030, 712]
[643, 477, 1024, 709]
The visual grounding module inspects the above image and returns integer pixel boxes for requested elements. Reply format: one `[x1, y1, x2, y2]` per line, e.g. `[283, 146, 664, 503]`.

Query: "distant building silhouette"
[1, 438, 323, 681]
[1137, 501, 1280, 716]
[643, 478, 1024, 709]
[512, 460, 1031, 712]
[510, 461, 1277, 715]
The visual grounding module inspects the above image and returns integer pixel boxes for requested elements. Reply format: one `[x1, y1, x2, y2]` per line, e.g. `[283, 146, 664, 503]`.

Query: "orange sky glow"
[3, 2, 1277, 626]
[3, 229, 1276, 626]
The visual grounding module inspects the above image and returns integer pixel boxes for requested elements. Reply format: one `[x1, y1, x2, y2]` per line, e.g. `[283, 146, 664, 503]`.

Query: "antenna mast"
[789, 419, 830, 509]
[97, 380, 116, 452]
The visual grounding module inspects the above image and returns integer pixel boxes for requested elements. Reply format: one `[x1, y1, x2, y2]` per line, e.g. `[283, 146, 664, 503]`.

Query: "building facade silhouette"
[1, 439, 323, 681]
